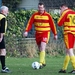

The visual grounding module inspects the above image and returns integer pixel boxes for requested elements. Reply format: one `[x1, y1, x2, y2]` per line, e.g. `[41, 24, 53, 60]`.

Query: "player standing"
[58, 4, 75, 73]
[0, 6, 11, 73]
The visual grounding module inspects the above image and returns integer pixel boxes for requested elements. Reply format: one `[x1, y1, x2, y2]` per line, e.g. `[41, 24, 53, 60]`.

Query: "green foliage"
[49, 12, 63, 39]
[5, 9, 37, 57]
[6, 9, 36, 38]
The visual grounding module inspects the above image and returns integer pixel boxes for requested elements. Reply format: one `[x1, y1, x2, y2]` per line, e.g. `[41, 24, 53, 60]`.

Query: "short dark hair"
[60, 3, 68, 7]
[38, 2, 44, 6]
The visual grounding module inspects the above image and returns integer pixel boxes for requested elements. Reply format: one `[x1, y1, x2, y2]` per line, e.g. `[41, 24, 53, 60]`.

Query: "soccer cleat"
[1, 67, 11, 73]
[39, 65, 43, 69]
[68, 70, 75, 74]
[42, 64, 46, 67]
[39, 64, 46, 69]
[59, 69, 66, 73]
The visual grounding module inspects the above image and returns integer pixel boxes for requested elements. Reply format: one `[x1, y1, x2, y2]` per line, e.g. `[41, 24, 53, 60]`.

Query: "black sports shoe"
[39, 65, 43, 69]
[42, 64, 46, 67]
[59, 69, 66, 73]
[1, 67, 11, 73]
[68, 70, 75, 74]
[39, 64, 46, 69]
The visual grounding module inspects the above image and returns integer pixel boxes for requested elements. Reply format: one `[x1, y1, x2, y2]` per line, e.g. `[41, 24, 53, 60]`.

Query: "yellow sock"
[62, 55, 70, 70]
[39, 51, 45, 65]
[43, 58, 45, 65]
[70, 56, 75, 70]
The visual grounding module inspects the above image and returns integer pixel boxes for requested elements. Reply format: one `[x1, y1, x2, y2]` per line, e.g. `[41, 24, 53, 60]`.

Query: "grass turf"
[0, 56, 73, 75]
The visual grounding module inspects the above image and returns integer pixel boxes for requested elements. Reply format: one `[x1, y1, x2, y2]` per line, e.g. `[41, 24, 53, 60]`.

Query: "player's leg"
[39, 42, 46, 66]
[68, 48, 75, 73]
[37, 43, 46, 67]
[59, 51, 70, 73]
[62, 50, 70, 71]
[67, 34, 75, 73]
[0, 37, 6, 71]
[0, 49, 11, 73]
[35, 32, 45, 67]
[0, 49, 6, 70]
[59, 33, 73, 73]
[35, 32, 50, 68]
[39, 32, 50, 68]
[0, 37, 11, 73]
[64, 33, 75, 73]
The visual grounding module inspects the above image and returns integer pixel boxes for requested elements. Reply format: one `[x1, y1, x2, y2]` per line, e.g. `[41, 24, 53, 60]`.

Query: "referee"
[0, 6, 11, 73]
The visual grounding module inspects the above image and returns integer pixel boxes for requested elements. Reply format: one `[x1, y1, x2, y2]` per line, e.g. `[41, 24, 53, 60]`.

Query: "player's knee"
[0, 49, 6, 55]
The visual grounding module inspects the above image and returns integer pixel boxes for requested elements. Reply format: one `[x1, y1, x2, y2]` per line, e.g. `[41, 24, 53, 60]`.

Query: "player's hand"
[23, 31, 28, 37]
[54, 35, 58, 40]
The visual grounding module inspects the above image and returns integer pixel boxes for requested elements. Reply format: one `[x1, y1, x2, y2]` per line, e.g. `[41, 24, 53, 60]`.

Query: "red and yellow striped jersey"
[25, 11, 57, 35]
[58, 9, 75, 34]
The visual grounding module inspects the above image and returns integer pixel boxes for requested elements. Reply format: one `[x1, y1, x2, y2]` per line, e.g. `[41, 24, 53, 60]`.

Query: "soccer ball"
[32, 61, 40, 69]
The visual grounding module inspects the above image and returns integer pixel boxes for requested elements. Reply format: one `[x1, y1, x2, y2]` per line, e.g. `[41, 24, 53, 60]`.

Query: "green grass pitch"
[0, 56, 72, 75]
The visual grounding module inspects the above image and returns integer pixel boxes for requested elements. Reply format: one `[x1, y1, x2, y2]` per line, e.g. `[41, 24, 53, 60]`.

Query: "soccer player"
[58, 4, 75, 73]
[23, 2, 57, 68]
[0, 6, 11, 73]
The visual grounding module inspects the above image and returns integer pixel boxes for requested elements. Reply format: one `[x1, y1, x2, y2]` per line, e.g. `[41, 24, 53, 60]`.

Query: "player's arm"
[0, 18, 6, 42]
[49, 15, 57, 35]
[23, 14, 34, 37]
[49, 15, 57, 39]
[58, 11, 67, 26]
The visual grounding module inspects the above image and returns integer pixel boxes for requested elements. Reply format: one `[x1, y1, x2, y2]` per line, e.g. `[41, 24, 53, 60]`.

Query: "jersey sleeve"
[57, 11, 67, 26]
[0, 18, 6, 33]
[25, 14, 34, 32]
[49, 15, 57, 35]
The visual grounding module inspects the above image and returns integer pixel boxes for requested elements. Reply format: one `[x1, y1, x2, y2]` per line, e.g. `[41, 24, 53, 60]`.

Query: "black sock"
[0, 56, 5, 69]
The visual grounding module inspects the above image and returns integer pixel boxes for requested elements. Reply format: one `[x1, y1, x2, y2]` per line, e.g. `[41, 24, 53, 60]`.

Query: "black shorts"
[0, 37, 5, 49]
